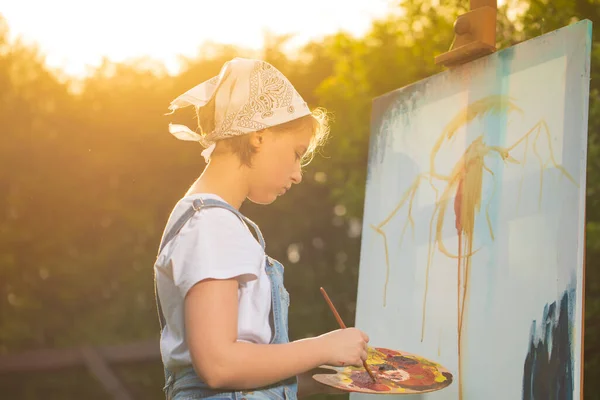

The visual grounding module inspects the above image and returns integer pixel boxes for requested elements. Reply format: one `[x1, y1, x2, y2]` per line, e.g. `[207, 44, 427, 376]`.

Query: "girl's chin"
[247, 192, 280, 205]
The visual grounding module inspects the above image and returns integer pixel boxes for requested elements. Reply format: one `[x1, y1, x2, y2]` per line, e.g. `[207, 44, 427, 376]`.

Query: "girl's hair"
[196, 97, 330, 167]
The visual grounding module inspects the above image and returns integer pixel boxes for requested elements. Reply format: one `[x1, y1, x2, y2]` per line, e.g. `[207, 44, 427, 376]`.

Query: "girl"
[154, 58, 370, 400]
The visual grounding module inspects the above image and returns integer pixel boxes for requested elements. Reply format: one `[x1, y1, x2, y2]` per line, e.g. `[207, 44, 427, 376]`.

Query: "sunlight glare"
[1, 0, 393, 77]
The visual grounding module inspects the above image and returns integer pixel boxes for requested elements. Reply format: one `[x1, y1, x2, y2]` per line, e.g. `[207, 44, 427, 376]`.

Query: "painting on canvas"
[354, 20, 591, 399]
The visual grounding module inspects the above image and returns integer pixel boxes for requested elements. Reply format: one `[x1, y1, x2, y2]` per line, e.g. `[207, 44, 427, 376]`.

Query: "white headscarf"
[167, 57, 311, 162]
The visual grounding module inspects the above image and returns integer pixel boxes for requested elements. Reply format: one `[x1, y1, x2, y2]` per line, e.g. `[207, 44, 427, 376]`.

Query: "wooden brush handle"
[320, 287, 347, 329]
[319, 287, 377, 383]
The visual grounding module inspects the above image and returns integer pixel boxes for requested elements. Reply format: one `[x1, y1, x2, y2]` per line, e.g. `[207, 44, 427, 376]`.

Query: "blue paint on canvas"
[523, 284, 576, 400]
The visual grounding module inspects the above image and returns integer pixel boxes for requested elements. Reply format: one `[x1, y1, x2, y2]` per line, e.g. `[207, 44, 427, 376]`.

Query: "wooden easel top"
[435, 0, 498, 67]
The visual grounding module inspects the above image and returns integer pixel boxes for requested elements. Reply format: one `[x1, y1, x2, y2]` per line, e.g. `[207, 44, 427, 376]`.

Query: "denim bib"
[155, 197, 298, 400]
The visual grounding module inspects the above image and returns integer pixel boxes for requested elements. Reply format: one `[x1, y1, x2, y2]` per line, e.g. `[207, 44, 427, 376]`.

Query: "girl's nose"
[291, 166, 302, 184]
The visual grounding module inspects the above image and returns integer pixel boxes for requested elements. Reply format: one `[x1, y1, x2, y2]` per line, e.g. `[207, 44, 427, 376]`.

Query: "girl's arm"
[185, 278, 368, 390]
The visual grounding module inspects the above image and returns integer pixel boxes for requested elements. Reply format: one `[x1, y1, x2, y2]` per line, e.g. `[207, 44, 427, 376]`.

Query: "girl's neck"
[185, 155, 249, 209]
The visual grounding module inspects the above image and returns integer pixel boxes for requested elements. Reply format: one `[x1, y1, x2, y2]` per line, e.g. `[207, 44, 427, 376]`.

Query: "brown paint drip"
[454, 168, 477, 399]
[371, 96, 579, 400]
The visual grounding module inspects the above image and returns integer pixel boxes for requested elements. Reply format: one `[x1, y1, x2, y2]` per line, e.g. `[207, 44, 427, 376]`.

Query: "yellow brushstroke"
[366, 347, 388, 365]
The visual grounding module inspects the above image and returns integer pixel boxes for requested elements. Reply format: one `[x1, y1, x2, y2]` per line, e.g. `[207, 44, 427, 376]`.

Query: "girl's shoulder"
[156, 193, 265, 270]
[175, 192, 245, 225]
[166, 193, 263, 251]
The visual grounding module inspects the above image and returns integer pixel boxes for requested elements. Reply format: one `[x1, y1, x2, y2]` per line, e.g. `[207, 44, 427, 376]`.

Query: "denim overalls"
[155, 197, 298, 400]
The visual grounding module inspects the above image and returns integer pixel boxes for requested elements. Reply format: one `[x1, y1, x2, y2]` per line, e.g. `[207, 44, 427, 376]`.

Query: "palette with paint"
[312, 347, 453, 394]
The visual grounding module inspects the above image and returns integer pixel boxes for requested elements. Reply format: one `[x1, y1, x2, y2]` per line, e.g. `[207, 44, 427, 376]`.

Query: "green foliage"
[0, 1, 599, 398]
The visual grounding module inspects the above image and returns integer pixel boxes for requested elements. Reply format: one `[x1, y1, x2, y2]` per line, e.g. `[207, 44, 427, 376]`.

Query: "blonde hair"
[196, 98, 330, 167]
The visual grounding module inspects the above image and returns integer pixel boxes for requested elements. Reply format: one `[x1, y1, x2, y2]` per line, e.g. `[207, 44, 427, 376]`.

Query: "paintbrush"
[319, 287, 377, 383]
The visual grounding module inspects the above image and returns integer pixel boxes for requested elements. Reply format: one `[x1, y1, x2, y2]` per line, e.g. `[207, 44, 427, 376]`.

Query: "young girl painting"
[154, 57, 370, 400]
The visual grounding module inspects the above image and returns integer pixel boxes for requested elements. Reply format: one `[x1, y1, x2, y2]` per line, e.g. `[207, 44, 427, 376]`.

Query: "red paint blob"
[350, 372, 391, 392]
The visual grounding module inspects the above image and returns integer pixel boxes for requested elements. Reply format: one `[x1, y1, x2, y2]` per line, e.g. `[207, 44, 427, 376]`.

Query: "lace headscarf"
[167, 57, 311, 162]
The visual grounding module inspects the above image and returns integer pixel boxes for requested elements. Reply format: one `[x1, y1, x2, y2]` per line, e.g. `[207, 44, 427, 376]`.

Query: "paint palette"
[312, 347, 453, 394]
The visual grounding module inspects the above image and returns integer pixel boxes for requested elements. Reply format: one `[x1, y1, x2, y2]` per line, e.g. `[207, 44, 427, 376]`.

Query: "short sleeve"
[169, 207, 265, 298]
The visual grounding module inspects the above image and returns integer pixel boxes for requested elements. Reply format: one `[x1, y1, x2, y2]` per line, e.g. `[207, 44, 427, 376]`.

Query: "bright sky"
[2, 0, 396, 77]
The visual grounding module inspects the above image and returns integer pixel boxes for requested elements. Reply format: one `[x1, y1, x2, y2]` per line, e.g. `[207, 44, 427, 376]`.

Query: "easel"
[435, 0, 497, 67]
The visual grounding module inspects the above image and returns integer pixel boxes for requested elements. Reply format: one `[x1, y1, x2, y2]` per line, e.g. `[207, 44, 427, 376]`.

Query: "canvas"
[354, 20, 591, 400]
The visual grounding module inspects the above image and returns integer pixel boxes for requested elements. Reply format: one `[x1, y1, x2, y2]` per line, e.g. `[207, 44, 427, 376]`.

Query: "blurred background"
[0, 0, 598, 398]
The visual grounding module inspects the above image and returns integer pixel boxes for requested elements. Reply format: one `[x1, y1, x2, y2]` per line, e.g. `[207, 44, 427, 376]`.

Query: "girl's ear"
[249, 130, 265, 149]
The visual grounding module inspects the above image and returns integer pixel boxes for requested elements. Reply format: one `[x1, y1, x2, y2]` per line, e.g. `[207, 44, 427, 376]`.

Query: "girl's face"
[246, 128, 313, 205]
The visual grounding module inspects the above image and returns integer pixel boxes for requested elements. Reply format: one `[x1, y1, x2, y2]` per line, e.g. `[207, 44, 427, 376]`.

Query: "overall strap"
[192, 198, 266, 249]
[154, 197, 266, 330]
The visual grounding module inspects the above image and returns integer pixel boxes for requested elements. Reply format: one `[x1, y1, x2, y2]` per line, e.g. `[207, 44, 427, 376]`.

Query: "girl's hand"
[317, 328, 369, 367]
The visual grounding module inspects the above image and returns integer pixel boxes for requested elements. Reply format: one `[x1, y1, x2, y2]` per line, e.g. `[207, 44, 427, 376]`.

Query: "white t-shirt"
[155, 193, 273, 368]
